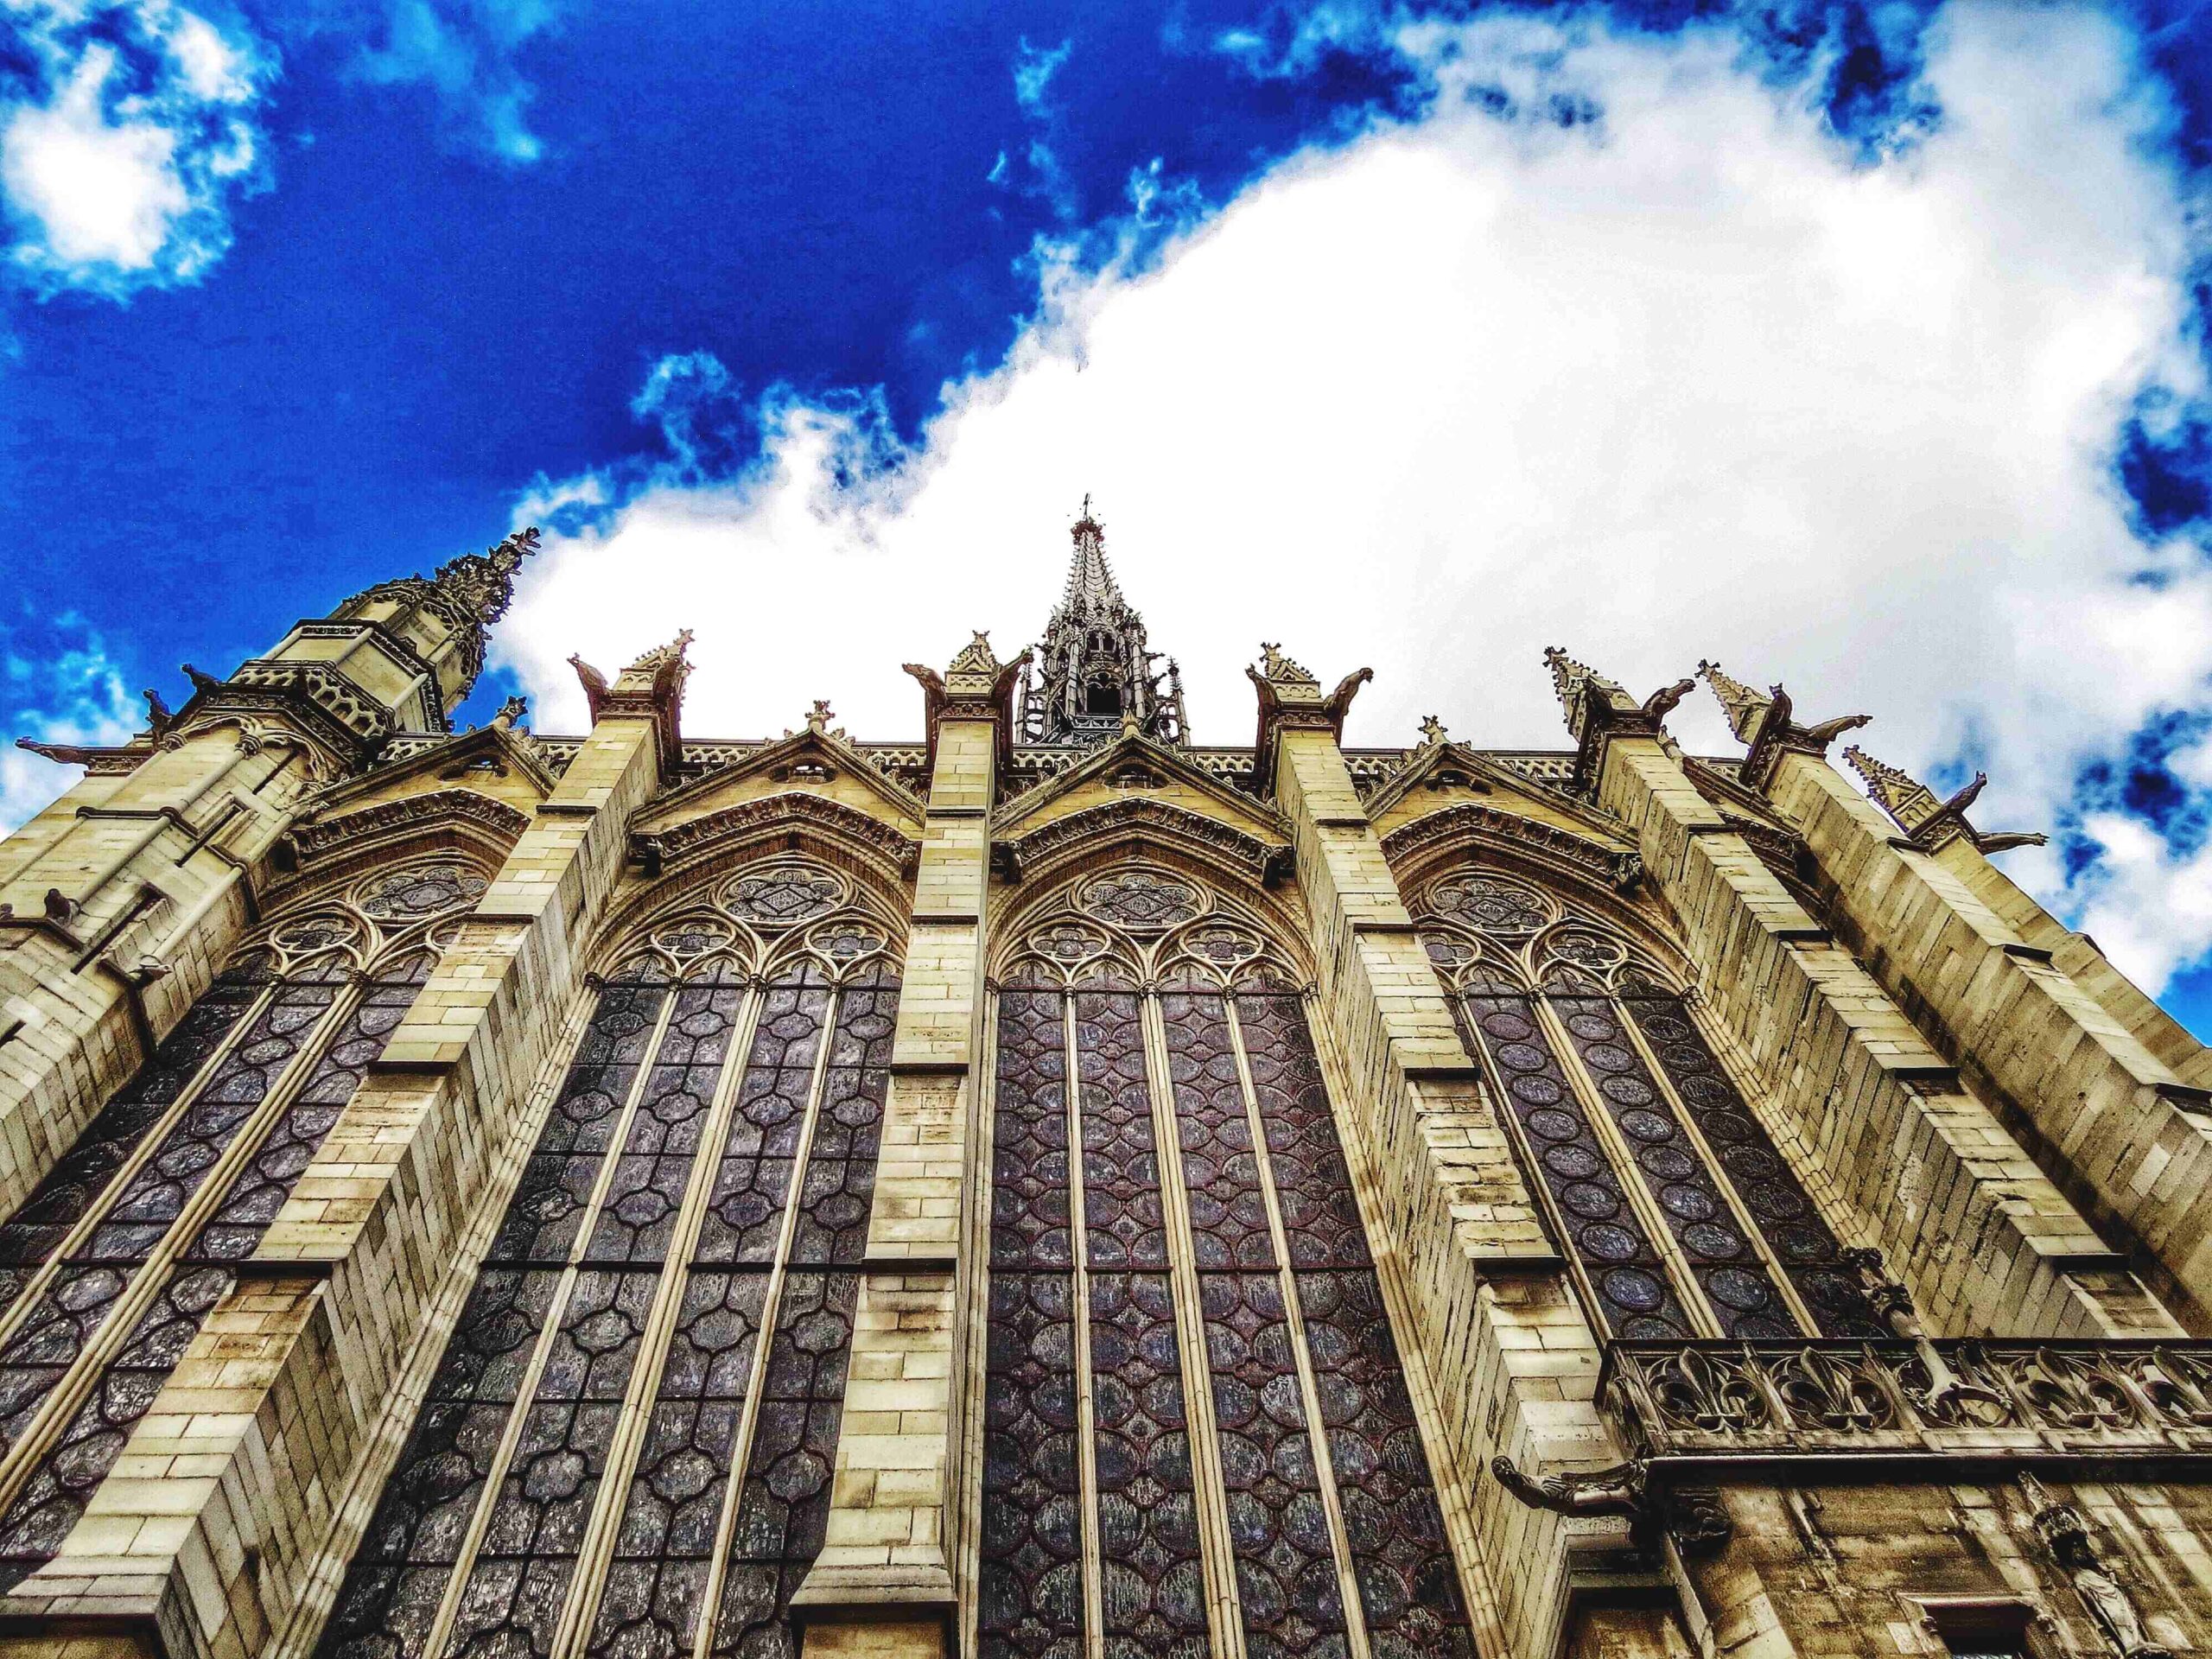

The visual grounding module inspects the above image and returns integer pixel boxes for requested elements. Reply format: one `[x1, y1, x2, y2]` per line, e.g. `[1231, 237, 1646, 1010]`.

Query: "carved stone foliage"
[612, 857, 901, 987]
[992, 798, 1292, 890]
[640, 795, 920, 889]
[289, 788, 532, 864]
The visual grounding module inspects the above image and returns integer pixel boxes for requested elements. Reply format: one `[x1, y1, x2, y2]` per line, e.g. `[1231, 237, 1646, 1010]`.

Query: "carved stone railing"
[1604, 1339, 2212, 1466]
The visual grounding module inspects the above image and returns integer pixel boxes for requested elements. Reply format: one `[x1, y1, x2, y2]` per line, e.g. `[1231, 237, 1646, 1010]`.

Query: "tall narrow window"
[0, 858, 489, 1588]
[319, 859, 899, 1659]
[980, 864, 1476, 1659]
[1416, 867, 1884, 1342]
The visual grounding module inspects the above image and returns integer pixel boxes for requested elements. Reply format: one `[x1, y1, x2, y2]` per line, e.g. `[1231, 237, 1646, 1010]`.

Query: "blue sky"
[10, 0, 2212, 1031]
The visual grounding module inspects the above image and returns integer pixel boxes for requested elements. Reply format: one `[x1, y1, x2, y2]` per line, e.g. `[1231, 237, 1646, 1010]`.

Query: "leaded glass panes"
[982, 871, 1477, 1659]
[321, 865, 899, 1659]
[1420, 863, 1888, 1343]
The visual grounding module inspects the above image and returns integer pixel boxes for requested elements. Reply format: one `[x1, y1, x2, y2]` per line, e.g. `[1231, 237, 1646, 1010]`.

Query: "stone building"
[0, 505, 2208, 1659]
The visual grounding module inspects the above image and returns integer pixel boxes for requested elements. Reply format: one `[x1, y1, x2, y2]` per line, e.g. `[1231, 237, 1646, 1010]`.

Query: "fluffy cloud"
[330, 0, 563, 164]
[0, 0, 271, 296]
[0, 617, 140, 833]
[499, 2, 2212, 995]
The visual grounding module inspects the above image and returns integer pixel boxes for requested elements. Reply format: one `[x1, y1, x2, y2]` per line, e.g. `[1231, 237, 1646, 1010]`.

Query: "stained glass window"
[980, 866, 1477, 1659]
[0, 859, 487, 1590]
[320, 861, 899, 1659]
[1421, 864, 1884, 1342]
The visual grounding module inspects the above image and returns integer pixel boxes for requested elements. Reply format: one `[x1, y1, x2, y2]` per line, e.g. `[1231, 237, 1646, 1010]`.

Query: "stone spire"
[1020, 498, 1187, 747]
[331, 525, 541, 715]
[1696, 659, 1774, 747]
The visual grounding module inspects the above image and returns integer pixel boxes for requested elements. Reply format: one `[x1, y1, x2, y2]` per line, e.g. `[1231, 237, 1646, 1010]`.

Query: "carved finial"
[1257, 642, 1318, 686]
[806, 699, 834, 734]
[1419, 715, 1448, 747]
[492, 695, 528, 731]
[613, 628, 694, 697]
[1542, 645, 1591, 720]
[1697, 659, 1772, 745]
[1845, 745, 1936, 824]
[949, 631, 1001, 677]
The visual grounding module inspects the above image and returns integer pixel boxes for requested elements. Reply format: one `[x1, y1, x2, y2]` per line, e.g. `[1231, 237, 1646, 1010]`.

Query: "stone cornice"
[285, 787, 531, 864]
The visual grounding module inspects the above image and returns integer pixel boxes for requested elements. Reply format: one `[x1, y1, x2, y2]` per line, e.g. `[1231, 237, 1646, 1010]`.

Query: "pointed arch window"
[1416, 868, 1885, 1343]
[0, 858, 489, 1588]
[318, 857, 900, 1659]
[979, 863, 1476, 1659]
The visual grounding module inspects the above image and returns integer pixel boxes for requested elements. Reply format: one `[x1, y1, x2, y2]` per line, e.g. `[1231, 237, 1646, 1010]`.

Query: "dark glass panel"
[978, 1269, 1081, 1659]
[709, 1269, 859, 1659]
[1452, 992, 1694, 1340]
[791, 964, 899, 1266]
[1619, 995, 1885, 1338]
[1090, 1272, 1205, 1659]
[990, 988, 1070, 1272]
[1201, 1271, 1343, 1659]
[694, 972, 830, 1268]
[1294, 1272, 1473, 1659]
[1231, 996, 1368, 1271]
[1545, 994, 1798, 1340]
[1160, 991, 1274, 1272]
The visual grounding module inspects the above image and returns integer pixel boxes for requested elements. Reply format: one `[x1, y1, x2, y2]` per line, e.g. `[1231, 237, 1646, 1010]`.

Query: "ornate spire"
[1696, 659, 1773, 746]
[334, 525, 541, 698]
[1021, 499, 1188, 747]
[569, 627, 693, 781]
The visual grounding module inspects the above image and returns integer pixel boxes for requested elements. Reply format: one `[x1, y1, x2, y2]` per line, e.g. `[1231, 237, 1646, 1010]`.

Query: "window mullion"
[686, 979, 843, 1659]
[547, 977, 766, 1659]
[413, 982, 683, 1659]
[0, 973, 366, 1525]
[1060, 990, 1107, 1659]
[1610, 995, 1821, 1337]
[0, 975, 283, 1359]
[1530, 996, 1725, 1339]
[955, 990, 1000, 1659]
[1220, 995, 1375, 1659]
[1138, 988, 1249, 1659]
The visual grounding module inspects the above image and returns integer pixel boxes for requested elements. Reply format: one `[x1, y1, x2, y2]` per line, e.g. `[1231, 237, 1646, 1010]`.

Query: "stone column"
[1250, 645, 1615, 1658]
[1750, 724, 2212, 1327]
[791, 633, 1022, 1656]
[0, 726, 318, 1227]
[1551, 652, 2168, 1340]
[0, 635, 692, 1659]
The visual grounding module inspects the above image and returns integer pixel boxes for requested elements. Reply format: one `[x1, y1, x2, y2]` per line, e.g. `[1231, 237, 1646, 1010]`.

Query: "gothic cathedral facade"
[0, 509, 2209, 1659]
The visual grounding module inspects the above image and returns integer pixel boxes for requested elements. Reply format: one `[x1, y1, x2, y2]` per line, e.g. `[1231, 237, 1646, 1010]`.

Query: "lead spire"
[1021, 497, 1188, 747]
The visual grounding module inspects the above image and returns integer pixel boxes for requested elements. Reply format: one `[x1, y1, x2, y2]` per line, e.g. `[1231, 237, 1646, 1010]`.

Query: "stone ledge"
[858, 1252, 956, 1274]
[230, 1256, 337, 1283]
[1349, 918, 1422, 936]
[887, 1058, 968, 1077]
[789, 1563, 957, 1629]
[2001, 940, 2057, 965]
[924, 804, 989, 820]
[1403, 1062, 1484, 1083]
[906, 912, 980, 927]
[1309, 811, 1370, 829]
[533, 800, 601, 818]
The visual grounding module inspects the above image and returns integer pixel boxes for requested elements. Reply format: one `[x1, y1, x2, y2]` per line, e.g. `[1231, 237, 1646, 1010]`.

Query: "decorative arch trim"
[1381, 801, 1641, 896]
[632, 792, 920, 892]
[285, 786, 531, 866]
[992, 796, 1294, 889]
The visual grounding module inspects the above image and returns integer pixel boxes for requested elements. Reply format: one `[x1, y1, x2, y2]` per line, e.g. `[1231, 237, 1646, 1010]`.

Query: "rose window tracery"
[1417, 861, 1886, 1344]
[318, 856, 902, 1659]
[979, 862, 1474, 1659]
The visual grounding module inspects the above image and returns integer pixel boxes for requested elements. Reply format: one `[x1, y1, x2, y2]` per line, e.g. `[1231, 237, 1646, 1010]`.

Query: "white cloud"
[0, 0, 270, 296]
[340, 0, 563, 165]
[482, 3, 2206, 995]
[0, 619, 140, 835]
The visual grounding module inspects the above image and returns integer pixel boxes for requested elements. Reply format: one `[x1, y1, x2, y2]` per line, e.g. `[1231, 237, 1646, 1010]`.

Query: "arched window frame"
[1411, 858, 1885, 1344]
[0, 855, 493, 1586]
[313, 849, 906, 1659]
[972, 855, 1478, 1659]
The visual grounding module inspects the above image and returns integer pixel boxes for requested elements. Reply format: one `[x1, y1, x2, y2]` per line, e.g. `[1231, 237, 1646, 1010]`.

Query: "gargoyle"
[1640, 676, 1696, 724]
[902, 663, 945, 699]
[1491, 1454, 1646, 1519]
[569, 653, 609, 712]
[181, 663, 223, 696]
[14, 736, 95, 766]
[1325, 666, 1374, 724]
[143, 689, 175, 741]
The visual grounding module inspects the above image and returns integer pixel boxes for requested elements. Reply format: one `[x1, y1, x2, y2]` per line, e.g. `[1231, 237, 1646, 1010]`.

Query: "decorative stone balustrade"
[1603, 1338, 2212, 1465]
